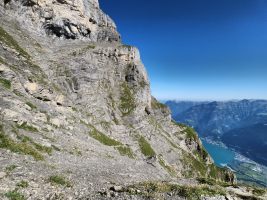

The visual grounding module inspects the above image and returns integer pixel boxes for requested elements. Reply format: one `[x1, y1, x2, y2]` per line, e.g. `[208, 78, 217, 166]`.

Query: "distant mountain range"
[166, 100, 267, 166]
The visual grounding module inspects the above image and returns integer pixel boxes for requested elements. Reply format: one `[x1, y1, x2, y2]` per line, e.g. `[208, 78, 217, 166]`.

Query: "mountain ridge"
[0, 0, 266, 199]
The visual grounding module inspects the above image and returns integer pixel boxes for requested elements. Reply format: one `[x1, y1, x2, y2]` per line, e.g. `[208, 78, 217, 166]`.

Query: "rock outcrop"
[0, 0, 266, 199]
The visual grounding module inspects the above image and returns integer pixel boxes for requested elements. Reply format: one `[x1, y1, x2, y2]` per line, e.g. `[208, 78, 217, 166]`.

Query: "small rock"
[110, 185, 123, 192]
[0, 172, 7, 179]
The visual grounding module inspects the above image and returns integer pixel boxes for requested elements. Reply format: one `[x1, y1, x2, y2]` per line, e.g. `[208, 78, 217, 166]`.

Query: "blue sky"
[100, 0, 267, 100]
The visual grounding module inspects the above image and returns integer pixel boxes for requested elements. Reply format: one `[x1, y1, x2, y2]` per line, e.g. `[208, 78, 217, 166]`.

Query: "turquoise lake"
[201, 139, 236, 167]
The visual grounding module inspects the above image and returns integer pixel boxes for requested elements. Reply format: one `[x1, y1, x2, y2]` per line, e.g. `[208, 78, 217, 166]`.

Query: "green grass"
[137, 135, 156, 157]
[0, 56, 7, 64]
[139, 80, 148, 88]
[125, 181, 226, 199]
[116, 146, 135, 158]
[16, 180, 29, 188]
[5, 165, 17, 173]
[120, 44, 132, 49]
[182, 150, 207, 177]
[0, 26, 30, 59]
[5, 190, 25, 200]
[26, 102, 37, 110]
[0, 125, 44, 160]
[0, 78, 11, 89]
[16, 134, 53, 155]
[16, 122, 38, 132]
[71, 45, 95, 56]
[158, 156, 176, 176]
[88, 125, 134, 159]
[172, 121, 198, 140]
[89, 128, 121, 146]
[49, 175, 71, 187]
[0, 134, 44, 160]
[172, 120, 187, 128]
[182, 126, 198, 140]
[119, 83, 136, 116]
[151, 98, 167, 110]
[252, 187, 266, 196]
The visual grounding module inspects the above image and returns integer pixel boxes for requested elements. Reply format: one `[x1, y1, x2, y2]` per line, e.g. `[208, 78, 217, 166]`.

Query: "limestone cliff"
[0, 0, 266, 199]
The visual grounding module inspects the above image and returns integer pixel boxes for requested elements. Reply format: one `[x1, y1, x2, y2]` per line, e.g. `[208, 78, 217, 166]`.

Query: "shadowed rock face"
[1, 0, 120, 41]
[1, 1, 263, 200]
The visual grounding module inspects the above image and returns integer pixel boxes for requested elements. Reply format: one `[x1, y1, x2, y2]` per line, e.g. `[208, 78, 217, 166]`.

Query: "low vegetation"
[89, 128, 121, 146]
[252, 187, 266, 196]
[119, 83, 135, 116]
[197, 177, 233, 188]
[0, 126, 44, 160]
[49, 175, 71, 187]
[5, 189, 25, 200]
[0, 56, 6, 64]
[5, 165, 17, 173]
[0, 26, 30, 59]
[16, 134, 52, 155]
[151, 98, 167, 110]
[0, 125, 53, 160]
[182, 151, 208, 177]
[26, 102, 37, 110]
[182, 126, 198, 140]
[71, 44, 95, 56]
[0, 78, 11, 89]
[89, 125, 134, 158]
[16, 180, 29, 188]
[116, 146, 135, 159]
[137, 135, 156, 157]
[125, 181, 226, 199]
[158, 156, 176, 176]
[16, 122, 38, 132]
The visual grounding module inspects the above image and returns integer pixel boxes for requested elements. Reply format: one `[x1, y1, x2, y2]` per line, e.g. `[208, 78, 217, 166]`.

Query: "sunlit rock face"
[0, 0, 244, 199]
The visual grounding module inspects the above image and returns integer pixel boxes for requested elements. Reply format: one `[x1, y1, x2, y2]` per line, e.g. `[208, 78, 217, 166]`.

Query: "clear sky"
[100, 0, 267, 101]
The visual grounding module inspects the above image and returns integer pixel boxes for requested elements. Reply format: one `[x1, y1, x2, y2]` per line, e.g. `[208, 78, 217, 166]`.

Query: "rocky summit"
[0, 0, 266, 199]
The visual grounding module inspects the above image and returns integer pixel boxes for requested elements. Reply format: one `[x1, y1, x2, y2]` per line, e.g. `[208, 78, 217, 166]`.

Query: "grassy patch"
[151, 98, 167, 110]
[182, 150, 207, 177]
[139, 80, 148, 88]
[88, 125, 134, 158]
[16, 134, 52, 155]
[252, 187, 266, 196]
[16, 122, 38, 132]
[137, 135, 156, 157]
[49, 175, 71, 187]
[16, 180, 29, 188]
[120, 44, 132, 49]
[26, 102, 37, 110]
[0, 56, 7, 64]
[0, 78, 11, 89]
[71, 45, 95, 56]
[119, 83, 135, 116]
[172, 120, 187, 128]
[0, 26, 30, 59]
[5, 165, 17, 173]
[5, 189, 25, 200]
[69, 146, 82, 156]
[116, 146, 135, 158]
[197, 177, 234, 188]
[125, 181, 226, 199]
[51, 144, 61, 151]
[182, 126, 198, 140]
[158, 156, 176, 176]
[89, 128, 121, 146]
[0, 126, 44, 160]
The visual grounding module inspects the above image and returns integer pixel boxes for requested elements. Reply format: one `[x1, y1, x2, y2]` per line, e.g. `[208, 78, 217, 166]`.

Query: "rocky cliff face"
[2, 0, 120, 41]
[0, 1, 265, 199]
